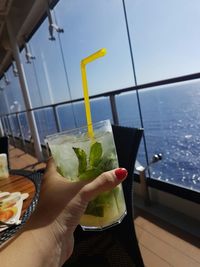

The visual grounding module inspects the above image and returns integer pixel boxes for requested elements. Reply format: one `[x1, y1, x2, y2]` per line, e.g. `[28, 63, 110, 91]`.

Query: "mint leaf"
[79, 168, 102, 180]
[85, 188, 119, 217]
[94, 188, 119, 204]
[85, 202, 104, 217]
[73, 147, 87, 175]
[97, 153, 116, 172]
[89, 142, 103, 167]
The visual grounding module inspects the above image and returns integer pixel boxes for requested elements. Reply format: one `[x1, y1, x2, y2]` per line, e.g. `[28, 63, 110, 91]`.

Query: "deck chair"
[0, 136, 9, 169]
[63, 125, 144, 267]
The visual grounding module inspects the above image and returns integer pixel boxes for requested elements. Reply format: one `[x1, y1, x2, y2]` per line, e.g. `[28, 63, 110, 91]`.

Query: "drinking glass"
[45, 120, 126, 230]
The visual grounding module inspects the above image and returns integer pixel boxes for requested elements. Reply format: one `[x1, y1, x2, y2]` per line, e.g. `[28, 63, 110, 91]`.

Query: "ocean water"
[30, 82, 200, 192]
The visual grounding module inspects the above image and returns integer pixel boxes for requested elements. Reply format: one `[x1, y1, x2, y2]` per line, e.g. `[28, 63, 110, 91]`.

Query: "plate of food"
[0, 192, 29, 231]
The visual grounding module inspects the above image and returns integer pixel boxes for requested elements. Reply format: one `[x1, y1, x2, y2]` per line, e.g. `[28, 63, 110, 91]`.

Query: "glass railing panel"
[21, 48, 43, 108]
[34, 108, 58, 144]
[56, 103, 77, 131]
[21, 20, 71, 107]
[28, 19, 71, 106]
[3, 67, 25, 112]
[56, 97, 113, 131]
[90, 97, 113, 124]
[9, 114, 20, 137]
[115, 91, 141, 128]
[115, 91, 146, 167]
[18, 112, 31, 141]
[138, 80, 200, 192]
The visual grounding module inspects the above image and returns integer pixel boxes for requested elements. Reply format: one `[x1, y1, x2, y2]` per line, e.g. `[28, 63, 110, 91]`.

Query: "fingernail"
[115, 168, 128, 180]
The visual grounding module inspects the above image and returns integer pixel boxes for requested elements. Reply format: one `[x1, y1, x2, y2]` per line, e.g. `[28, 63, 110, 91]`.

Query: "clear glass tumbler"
[45, 120, 126, 230]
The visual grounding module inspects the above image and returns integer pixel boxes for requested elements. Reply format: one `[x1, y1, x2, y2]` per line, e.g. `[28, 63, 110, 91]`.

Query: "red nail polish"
[115, 168, 128, 180]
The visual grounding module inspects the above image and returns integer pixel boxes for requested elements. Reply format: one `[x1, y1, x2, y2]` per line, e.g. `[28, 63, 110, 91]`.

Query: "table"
[0, 170, 42, 245]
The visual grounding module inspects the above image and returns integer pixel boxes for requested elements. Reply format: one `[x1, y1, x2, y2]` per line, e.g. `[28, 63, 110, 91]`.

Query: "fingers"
[79, 168, 128, 202]
[61, 168, 128, 229]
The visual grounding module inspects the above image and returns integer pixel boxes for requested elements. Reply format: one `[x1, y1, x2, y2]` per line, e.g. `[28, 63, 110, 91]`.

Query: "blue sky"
[1, 0, 200, 108]
[127, 0, 200, 83]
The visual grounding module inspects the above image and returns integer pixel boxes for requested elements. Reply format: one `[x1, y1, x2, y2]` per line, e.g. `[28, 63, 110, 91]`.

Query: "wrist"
[24, 216, 74, 266]
[27, 225, 62, 267]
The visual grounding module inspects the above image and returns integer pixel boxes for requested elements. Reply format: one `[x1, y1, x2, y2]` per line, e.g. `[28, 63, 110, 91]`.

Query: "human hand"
[26, 158, 128, 266]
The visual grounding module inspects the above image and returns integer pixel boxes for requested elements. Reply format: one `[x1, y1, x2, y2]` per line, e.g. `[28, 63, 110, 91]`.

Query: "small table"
[0, 170, 42, 245]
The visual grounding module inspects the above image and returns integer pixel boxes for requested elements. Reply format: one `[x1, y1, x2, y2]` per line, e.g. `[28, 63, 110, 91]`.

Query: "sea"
[21, 81, 200, 192]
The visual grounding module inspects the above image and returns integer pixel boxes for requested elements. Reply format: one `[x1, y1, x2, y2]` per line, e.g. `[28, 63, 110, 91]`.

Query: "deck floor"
[9, 146, 46, 171]
[134, 208, 200, 267]
[8, 146, 200, 267]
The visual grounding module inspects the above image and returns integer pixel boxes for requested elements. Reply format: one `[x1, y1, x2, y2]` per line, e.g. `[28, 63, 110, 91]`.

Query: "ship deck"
[8, 146, 200, 267]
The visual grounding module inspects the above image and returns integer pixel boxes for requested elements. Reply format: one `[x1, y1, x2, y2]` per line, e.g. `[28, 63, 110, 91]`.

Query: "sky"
[126, 0, 200, 83]
[1, 0, 200, 109]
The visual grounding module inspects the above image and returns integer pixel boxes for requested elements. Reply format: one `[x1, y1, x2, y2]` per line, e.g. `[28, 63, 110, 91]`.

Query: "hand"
[25, 158, 128, 266]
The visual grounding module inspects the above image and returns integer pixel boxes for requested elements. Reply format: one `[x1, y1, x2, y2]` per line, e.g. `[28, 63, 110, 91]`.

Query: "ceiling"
[0, 0, 55, 77]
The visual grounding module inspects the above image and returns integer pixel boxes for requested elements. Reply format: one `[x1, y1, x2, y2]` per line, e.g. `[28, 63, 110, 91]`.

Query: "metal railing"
[1, 72, 200, 164]
[2, 71, 200, 141]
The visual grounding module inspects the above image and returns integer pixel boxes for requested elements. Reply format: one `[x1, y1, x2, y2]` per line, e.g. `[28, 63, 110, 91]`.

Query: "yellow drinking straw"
[81, 48, 107, 138]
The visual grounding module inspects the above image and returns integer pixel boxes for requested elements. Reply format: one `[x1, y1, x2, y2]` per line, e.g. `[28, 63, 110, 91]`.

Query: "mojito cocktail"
[45, 120, 126, 230]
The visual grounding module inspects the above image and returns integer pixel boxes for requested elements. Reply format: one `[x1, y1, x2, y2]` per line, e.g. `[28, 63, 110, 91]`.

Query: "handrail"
[1, 72, 200, 153]
[1, 72, 200, 118]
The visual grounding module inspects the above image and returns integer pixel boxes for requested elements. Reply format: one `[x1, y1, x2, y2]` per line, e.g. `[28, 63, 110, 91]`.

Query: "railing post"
[136, 154, 162, 206]
[16, 113, 26, 151]
[136, 165, 151, 206]
[6, 17, 43, 161]
[0, 118, 4, 137]
[109, 95, 119, 125]
[52, 106, 61, 132]
[1, 116, 8, 135]
[6, 115, 16, 147]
